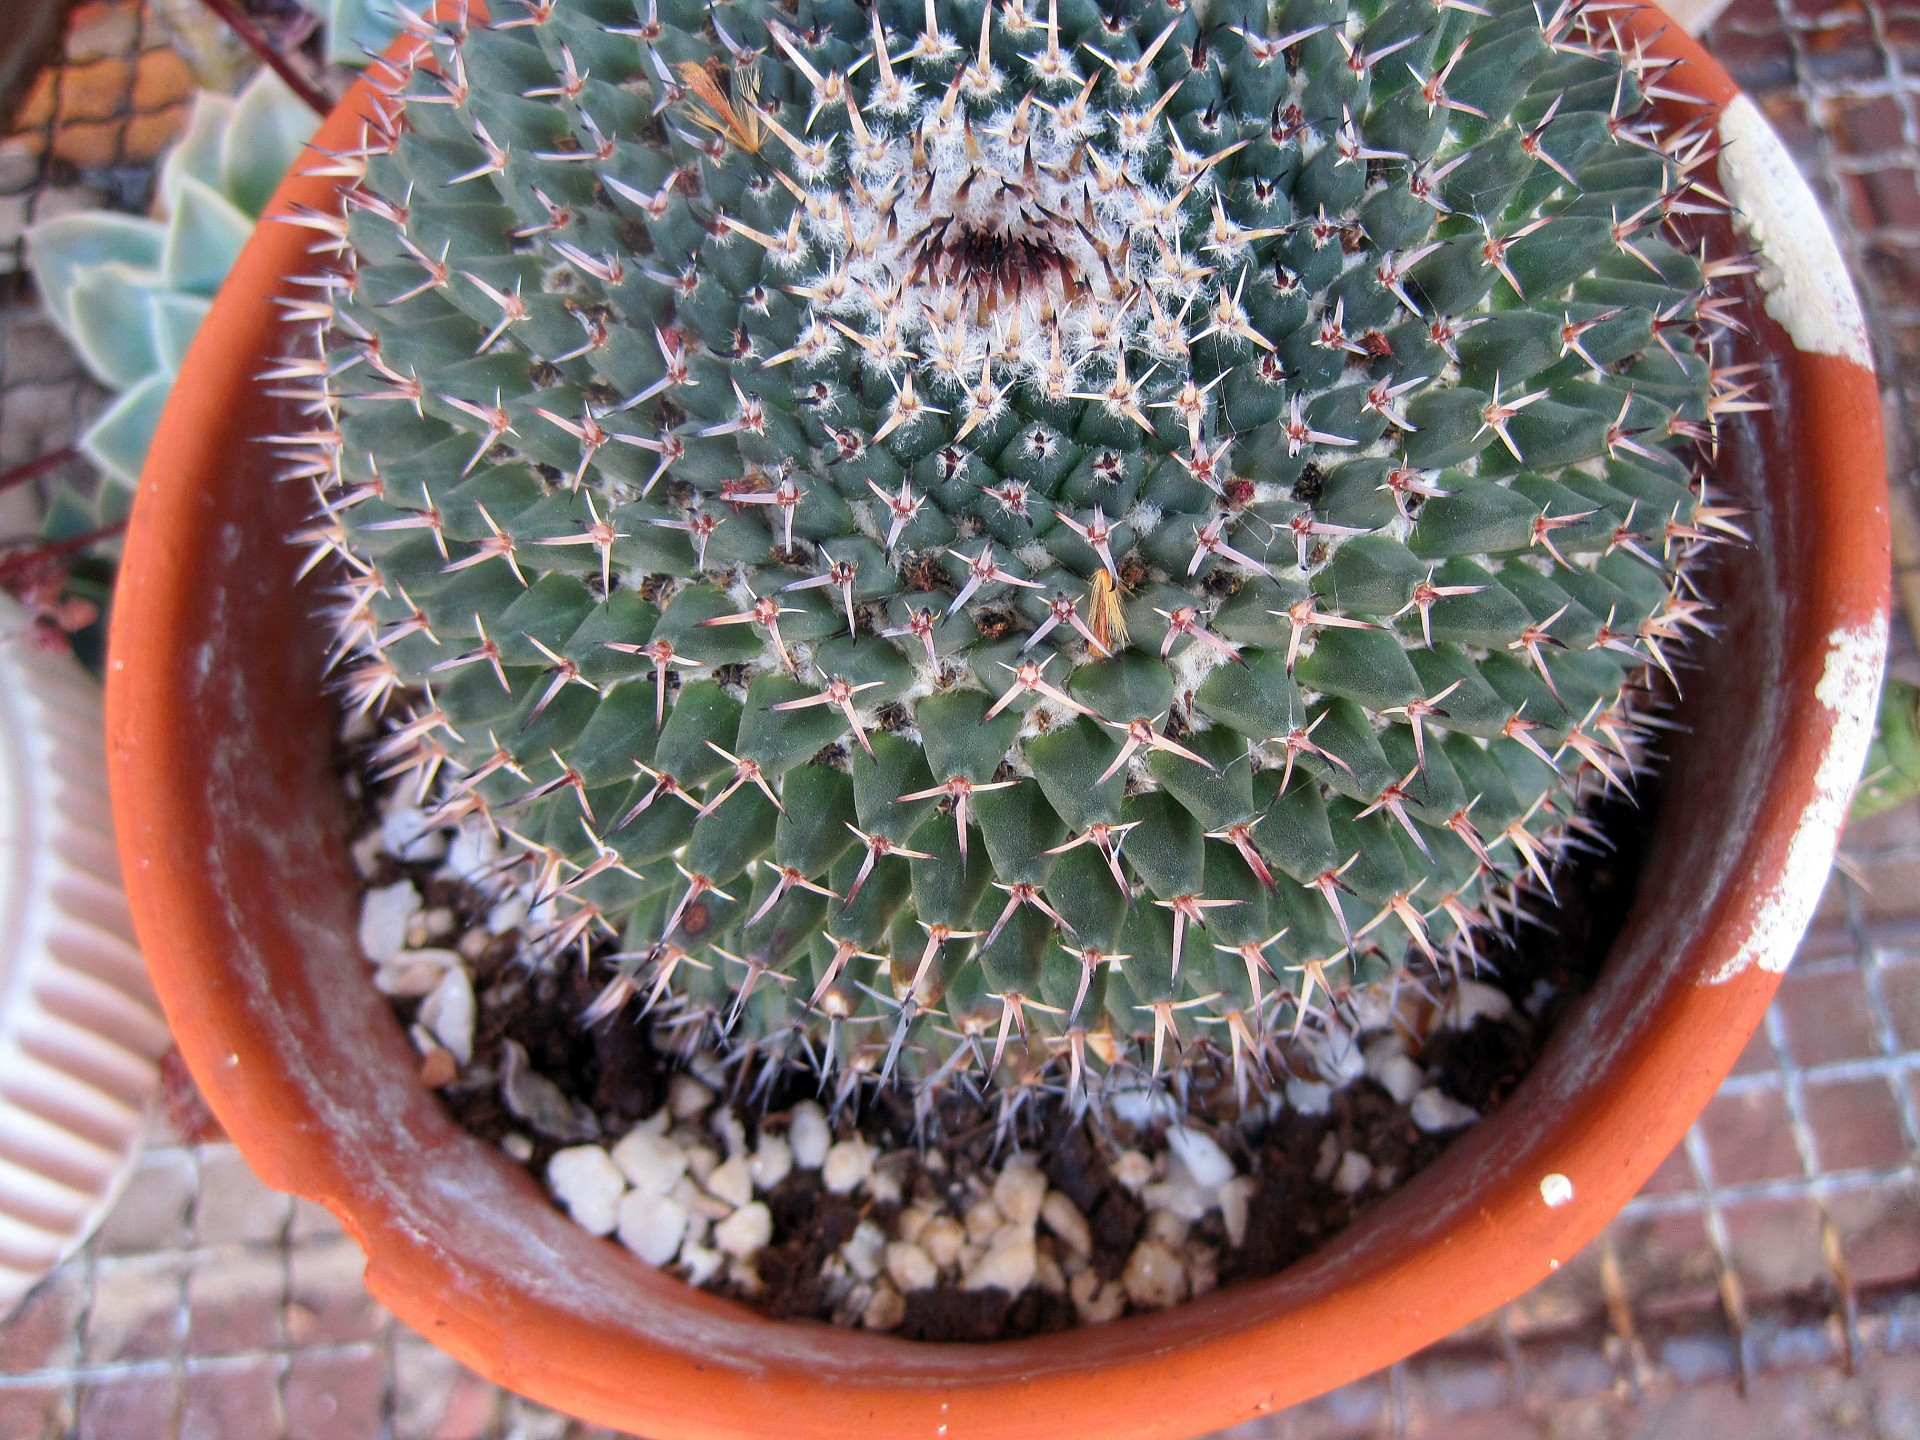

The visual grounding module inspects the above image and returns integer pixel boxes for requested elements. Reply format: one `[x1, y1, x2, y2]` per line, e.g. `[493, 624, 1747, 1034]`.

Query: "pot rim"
[105, 7, 1891, 1438]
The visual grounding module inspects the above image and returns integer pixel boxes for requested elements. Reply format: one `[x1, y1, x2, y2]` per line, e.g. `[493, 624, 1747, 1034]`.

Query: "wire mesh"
[2, 0, 1919, 1436]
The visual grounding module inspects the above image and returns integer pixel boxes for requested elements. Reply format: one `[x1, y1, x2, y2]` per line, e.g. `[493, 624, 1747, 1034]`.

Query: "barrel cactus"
[301, 0, 1737, 1107]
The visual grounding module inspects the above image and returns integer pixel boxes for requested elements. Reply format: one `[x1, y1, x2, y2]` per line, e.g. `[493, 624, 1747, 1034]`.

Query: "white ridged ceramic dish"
[0, 596, 167, 1314]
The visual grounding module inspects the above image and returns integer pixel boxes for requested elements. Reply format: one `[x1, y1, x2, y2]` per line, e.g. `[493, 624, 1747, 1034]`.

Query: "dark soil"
[363, 760, 1659, 1343]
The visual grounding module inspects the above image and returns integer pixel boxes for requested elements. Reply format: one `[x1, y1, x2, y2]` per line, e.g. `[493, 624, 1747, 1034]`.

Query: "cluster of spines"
[263, 0, 1754, 1115]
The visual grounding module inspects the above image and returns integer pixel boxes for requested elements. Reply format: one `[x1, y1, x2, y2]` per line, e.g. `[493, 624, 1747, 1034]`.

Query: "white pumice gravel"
[919, 1216, 965, 1270]
[1040, 1192, 1091, 1258]
[991, 1157, 1047, 1227]
[618, 1190, 690, 1267]
[713, 1202, 774, 1259]
[1111, 1150, 1154, 1192]
[358, 880, 419, 963]
[705, 1155, 754, 1209]
[1122, 1240, 1188, 1310]
[748, 1136, 793, 1192]
[843, 1221, 887, 1281]
[1411, 1088, 1482, 1133]
[786, 1101, 831, 1169]
[547, 1146, 625, 1238]
[1364, 1040, 1426, 1107]
[1166, 1128, 1235, 1190]
[1333, 1151, 1375, 1195]
[418, 965, 475, 1065]
[1218, 1176, 1253, 1249]
[964, 1228, 1037, 1294]
[1285, 1078, 1334, 1115]
[668, 1074, 714, 1120]
[886, 1241, 939, 1292]
[612, 1126, 689, 1195]
[1449, 978, 1516, 1029]
[821, 1137, 872, 1195]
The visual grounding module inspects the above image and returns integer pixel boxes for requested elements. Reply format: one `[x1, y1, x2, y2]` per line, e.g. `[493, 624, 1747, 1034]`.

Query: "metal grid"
[4, 0, 1920, 1436]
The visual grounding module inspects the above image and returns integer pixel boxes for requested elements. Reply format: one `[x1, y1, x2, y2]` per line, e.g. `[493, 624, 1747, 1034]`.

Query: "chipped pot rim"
[106, 6, 1892, 1439]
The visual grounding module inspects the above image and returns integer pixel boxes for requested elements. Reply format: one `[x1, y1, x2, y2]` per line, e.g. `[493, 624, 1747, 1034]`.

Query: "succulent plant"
[25, 0, 407, 516]
[27, 69, 322, 506]
[299, 0, 1739, 1106]
[299, 0, 412, 67]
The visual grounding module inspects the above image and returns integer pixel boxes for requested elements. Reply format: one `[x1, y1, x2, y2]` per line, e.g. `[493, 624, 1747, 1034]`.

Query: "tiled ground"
[5, 0, 1920, 1437]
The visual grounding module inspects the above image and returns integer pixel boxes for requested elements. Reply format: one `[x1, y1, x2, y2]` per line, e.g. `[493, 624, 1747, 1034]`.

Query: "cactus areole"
[303, 0, 1737, 1108]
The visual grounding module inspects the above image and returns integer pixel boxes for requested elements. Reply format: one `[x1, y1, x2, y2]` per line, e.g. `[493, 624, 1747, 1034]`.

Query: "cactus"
[296, 0, 1739, 1108]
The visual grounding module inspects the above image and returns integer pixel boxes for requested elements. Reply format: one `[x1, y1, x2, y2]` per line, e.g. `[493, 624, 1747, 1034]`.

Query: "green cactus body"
[304, 0, 1726, 1101]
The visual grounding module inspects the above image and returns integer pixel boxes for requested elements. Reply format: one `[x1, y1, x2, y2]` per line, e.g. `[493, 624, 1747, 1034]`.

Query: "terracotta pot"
[107, 11, 1889, 1438]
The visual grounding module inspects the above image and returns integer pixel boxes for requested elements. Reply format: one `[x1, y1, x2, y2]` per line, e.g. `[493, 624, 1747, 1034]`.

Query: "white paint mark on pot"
[1540, 1173, 1574, 1208]
[1708, 615, 1887, 983]
[1718, 94, 1873, 366]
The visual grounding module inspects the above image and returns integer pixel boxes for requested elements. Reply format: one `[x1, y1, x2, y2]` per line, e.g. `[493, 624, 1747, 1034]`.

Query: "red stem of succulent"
[194, 0, 333, 116]
[0, 520, 127, 557]
[0, 447, 77, 495]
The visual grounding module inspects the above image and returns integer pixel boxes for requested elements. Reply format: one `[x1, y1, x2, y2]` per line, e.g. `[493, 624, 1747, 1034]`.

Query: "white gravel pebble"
[358, 881, 420, 963]
[1411, 1088, 1480, 1133]
[1218, 1176, 1253, 1249]
[1365, 1042, 1426, 1106]
[920, 1216, 964, 1270]
[1035, 1249, 1067, 1295]
[713, 1202, 773, 1258]
[1122, 1240, 1189, 1310]
[843, 1220, 887, 1281]
[866, 1158, 904, 1206]
[963, 1196, 1003, 1242]
[1167, 1127, 1235, 1189]
[787, 1101, 831, 1169]
[547, 1147, 626, 1237]
[1144, 1209, 1191, 1250]
[350, 829, 385, 880]
[749, 1136, 793, 1192]
[445, 820, 501, 881]
[1333, 1150, 1375, 1195]
[501, 1041, 598, 1143]
[992, 1157, 1047, 1227]
[862, 1283, 906, 1331]
[896, 1205, 933, 1245]
[710, 1108, 748, 1158]
[373, 960, 453, 998]
[418, 964, 475, 1065]
[1040, 1191, 1092, 1257]
[1071, 1270, 1126, 1324]
[669, 1074, 714, 1120]
[683, 1144, 720, 1187]
[617, 1189, 690, 1266]
[682, 1245, 725, 1287]
[1143, 1176, 1215, 1222]
[381, 807, 449, 863]
[1311, 1027, 1367, 1085]
[1112, 1150, 1154, 1192]
[822, 1138, 872, 1195]
[612, 1127, 690, 1195]
[1286, 1078, 1334, 1115]
[963, 1228, 1037, 1294]
[705, 1155, 754, 1209]
[886, 1241, 939, 1292]
[1449, 979, 1514, 1029]
[485, 894, 528, 935]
